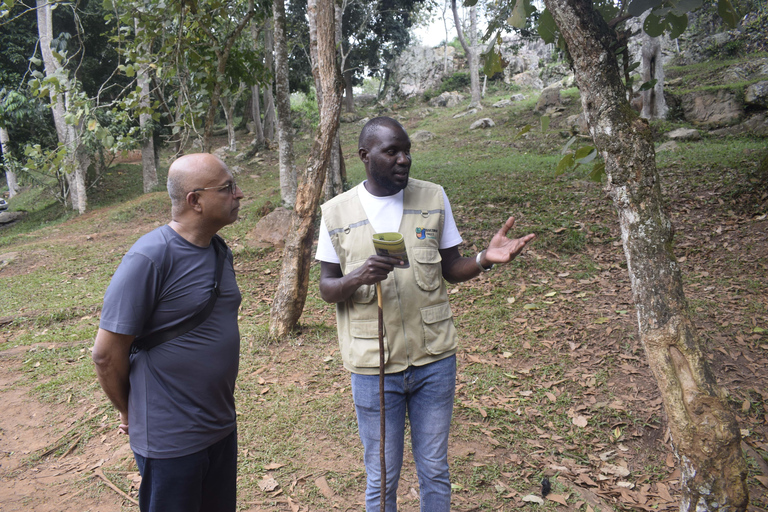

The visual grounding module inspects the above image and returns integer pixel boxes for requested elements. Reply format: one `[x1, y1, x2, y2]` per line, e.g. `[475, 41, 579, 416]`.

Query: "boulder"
[511, 70, 544, 90]
[535, 84, 562, 114]
[429, 91, 464, 108]
[666, 128, 701, 141]
[745, 81, 768, 108]
[453, 108, 478, 118]
[510, 94, 526, 102]
[411, 130, 435, 142]
[710, 113, 768, 138]
[656, 141, 680, 152]
[493, 99, 512, 108]
[682, 89, 743, 127]
[354, 94, 377, 107]
[565, 113, 589, 135]
[246, 207, 293, 249]
[0, 211, 23, 226]
[469, 118, 495, 130]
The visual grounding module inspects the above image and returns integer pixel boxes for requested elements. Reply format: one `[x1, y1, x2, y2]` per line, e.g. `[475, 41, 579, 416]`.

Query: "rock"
[511, 70, 544, 90]
[710, 113, 768, 137]
[0, 211, 23, 226]
[656, 141, 680, 152]
[534, 84, 562, 114]
[666, 128, 701, 141]
[453, 108, 477, 118]
[493, 99, 512, 108]
[230, 165, 244, 175]
[246, 207, 293, 249]
[411, 130, 435, 142]
[429, 91, 463, 108]
[0, 251, 19, 269]
[745, 81, 768, 108]
[354, 94, 377, 107]
[213, 146, 231, 159]
[358, 117, 370, 126]
[539, 63, 570, 87]
[510, 94, 526, 101]
[565, 113, 589, 135]
[469, 118, 495, 130]
[340, 112, 361, 123]
[682, 89, 743, 127]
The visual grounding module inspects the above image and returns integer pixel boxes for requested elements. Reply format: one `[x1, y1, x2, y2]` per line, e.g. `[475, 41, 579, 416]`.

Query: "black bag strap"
[130, 235, 228, 354]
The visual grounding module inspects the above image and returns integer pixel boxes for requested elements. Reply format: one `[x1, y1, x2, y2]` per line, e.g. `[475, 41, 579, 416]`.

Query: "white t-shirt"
[315, 181, 463, 264]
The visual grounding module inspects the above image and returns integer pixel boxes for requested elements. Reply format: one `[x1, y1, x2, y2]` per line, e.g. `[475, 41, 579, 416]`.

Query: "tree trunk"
[273, 0, 297, 207]
[37, 0, 88, 214]
[249, 1, 265, 148]
[263, 17, 276, 143]
[442, 0, 450, 73]
[269, 0, 342, 337]
[640, 33, 668, 120]
[136, 19, 158, 194]
[343, 69, 355, 113]
[0, 127, 20, 198]
[220, 95, 237, 152]
[542, 1, 748, 510]
[451, 0, 481, 108]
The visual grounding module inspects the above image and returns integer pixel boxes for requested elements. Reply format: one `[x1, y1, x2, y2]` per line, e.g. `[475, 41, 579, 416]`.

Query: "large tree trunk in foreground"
[542, 1, 748, 510]
[269, 0, 342, 337]
[451, 0, 481, 108]
[273, 0, 296, 207]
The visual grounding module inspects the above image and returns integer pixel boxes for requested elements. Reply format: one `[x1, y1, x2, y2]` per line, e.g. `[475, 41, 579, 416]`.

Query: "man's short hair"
[167, 173, 187, 207]
[359, 116, 406, 150]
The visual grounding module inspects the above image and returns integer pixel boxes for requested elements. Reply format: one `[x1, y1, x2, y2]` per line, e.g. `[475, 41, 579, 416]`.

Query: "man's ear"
[186, 191, 203, 212]
[358, 147, 368, 163]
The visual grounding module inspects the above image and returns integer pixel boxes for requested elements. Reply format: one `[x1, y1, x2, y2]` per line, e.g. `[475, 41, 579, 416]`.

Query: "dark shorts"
[134, 429, 237, 512]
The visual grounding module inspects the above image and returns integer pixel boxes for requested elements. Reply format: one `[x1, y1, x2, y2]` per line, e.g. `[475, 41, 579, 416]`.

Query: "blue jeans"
[351, 355, 456, 512]
[133, 429, 237, 512]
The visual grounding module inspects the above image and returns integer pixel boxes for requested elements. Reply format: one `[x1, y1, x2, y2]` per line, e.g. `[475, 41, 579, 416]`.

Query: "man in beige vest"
[316, 117, 535, 511]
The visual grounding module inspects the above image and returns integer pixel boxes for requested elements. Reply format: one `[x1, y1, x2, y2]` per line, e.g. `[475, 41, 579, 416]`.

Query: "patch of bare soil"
[0, 361, 136, 511]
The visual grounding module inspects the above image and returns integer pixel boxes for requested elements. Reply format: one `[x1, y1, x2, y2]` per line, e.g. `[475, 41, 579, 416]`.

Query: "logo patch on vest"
[416, 227, 437, 240]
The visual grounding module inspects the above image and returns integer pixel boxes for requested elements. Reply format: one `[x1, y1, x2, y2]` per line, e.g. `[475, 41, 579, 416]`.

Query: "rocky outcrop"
[535, 84, 562, 114]
[682, 89, 743, 127]
[746, 81, 768, 108]
[246, 207, 293, 249]
[428, 91, 463, 108]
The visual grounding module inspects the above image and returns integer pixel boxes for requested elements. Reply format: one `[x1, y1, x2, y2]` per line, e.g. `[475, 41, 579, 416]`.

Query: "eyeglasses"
[192, 181, 239, 195]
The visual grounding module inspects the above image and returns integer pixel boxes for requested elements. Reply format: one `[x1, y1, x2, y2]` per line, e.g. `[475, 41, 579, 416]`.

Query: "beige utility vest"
[321, 179, 458, 375]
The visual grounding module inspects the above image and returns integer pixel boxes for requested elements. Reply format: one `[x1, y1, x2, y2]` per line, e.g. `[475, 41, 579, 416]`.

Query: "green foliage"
[423, 72, 472, 101]
[290, 90, 320, 131]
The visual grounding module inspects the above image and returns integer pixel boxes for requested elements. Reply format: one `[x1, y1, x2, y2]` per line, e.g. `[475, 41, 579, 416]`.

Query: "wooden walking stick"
[376, 281, 386, 512]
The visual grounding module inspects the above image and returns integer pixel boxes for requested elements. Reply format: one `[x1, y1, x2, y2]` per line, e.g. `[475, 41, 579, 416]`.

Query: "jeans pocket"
[349, 319, 389, 368]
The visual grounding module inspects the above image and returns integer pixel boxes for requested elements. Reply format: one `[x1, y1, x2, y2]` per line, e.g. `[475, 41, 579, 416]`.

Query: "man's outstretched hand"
[484, 216, 536, 265]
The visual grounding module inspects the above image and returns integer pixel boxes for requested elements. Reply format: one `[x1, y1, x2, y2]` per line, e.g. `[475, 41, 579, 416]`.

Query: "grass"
[2, 66, 767, 510]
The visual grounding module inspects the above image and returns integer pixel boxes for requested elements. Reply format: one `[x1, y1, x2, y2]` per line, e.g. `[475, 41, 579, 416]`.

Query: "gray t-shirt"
[100, 225, 241, 458]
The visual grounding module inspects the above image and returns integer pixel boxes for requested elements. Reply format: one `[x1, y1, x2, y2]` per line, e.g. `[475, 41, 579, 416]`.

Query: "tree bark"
[273, 0, 297, 207]
[249, 0, 265, 148]
[263, 17, 276, 143]
[542, 1, 748, 510]
[269, 0, 342, 337]
[37, 0, 89, 214]
[640, 32, 668, 120]
[0, 127, 20, 198]
[451, 0, 481, 108]
[136, 20, 158, 193]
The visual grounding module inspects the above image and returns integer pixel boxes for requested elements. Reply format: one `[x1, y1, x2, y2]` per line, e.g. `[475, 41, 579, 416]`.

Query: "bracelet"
[476, 250, 494, 272]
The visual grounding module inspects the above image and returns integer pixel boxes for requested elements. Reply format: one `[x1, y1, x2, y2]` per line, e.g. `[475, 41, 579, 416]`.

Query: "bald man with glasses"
[93, 153, 244, 512]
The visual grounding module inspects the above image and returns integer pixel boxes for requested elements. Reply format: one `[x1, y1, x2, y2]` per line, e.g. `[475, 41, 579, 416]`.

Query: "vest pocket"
[421, 301, 456, 355]
[344, 260, 376, 304]
[348, 319, 389, 368]
[412, 246, 442, 291]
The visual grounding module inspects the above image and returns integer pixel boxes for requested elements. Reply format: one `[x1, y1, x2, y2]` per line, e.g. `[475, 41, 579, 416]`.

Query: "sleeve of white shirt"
[440, 187, 463, 249]
[315, 216, 341, 264]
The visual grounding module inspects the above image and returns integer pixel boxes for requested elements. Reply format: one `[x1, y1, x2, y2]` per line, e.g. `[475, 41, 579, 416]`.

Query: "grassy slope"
[1, 75, 767, 511]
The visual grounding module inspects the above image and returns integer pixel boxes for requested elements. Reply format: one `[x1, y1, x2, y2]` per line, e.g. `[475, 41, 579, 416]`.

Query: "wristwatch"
[476, 250, 494, 272]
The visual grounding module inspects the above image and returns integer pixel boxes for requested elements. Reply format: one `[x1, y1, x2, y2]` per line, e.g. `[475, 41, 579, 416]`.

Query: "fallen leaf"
[259, 475, 279, 492]
[547, 494, 569, 506]
[264, 463, 286, 470]
[601, 463, 630, 477]
[572, 415, 589, 427]
[522, 494, 544, 504]
[314, 476, 334, 498]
